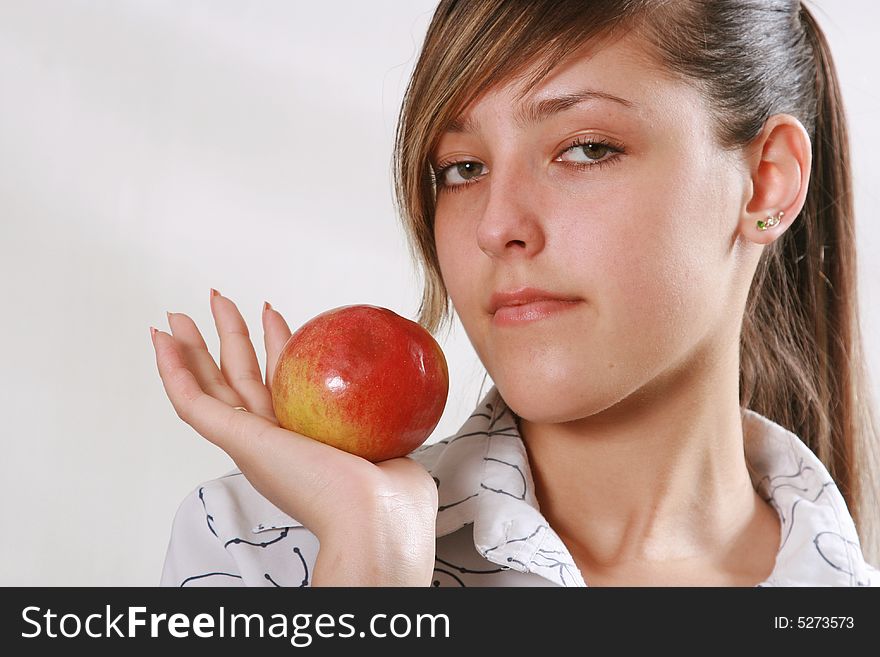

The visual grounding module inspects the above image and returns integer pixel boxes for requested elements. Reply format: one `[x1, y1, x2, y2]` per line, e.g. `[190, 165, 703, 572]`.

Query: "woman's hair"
[391, 0, 880, 563]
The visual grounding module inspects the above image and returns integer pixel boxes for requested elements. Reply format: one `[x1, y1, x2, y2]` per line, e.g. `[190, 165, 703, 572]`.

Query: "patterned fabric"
[160, 385, 879, 587]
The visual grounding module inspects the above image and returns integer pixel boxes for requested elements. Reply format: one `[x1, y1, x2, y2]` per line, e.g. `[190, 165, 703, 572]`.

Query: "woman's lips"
[491, 299, 582, 326]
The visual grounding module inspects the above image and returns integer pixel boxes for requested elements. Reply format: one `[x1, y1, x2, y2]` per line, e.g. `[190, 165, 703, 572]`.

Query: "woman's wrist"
[312, 501, 438, 587]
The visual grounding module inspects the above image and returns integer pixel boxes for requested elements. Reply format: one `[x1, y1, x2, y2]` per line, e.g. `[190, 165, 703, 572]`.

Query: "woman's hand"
[150, 290, 438, 586]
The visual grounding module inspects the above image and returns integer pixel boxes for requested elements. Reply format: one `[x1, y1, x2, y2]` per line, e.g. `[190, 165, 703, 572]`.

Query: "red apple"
[270, 305, 449, 462]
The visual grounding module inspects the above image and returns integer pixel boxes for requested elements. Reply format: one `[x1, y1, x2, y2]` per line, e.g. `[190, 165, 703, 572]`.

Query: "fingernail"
[150, 326, 158, 342]
[166, 311, 173, 324]
[211, 288, 220, 298]
[263, 301, 272, 315]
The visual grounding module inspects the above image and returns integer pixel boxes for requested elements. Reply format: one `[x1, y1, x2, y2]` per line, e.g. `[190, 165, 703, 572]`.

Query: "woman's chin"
[494, 374, 625, 426]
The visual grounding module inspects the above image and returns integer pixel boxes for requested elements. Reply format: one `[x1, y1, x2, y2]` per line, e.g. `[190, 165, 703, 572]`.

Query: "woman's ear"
[739, 114, 812, 245]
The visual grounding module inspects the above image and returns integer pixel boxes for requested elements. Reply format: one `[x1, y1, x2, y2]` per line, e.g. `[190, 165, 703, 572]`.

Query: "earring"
[757, 211, 784, 231]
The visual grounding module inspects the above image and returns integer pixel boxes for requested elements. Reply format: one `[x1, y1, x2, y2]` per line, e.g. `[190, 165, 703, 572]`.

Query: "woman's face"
[432, 33, 754, 423]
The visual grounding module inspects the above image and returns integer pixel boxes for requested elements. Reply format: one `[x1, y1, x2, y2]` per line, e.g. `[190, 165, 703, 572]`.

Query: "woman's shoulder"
[161, 469, 317, 587]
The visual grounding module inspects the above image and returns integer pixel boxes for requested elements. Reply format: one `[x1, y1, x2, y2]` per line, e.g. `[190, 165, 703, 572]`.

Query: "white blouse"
[160, 385, 879, 587]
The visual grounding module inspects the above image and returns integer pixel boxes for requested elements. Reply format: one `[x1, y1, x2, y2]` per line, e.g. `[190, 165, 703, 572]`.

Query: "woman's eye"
[436, 161, 485, 187]
[558, 140, 616, 164]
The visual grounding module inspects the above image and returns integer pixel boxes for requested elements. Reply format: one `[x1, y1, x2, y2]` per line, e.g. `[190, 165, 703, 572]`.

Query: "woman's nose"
[475, 161, 546, 260]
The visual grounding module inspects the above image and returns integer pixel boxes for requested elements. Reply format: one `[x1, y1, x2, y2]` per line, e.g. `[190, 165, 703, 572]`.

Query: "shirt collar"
[410, 385, 876, 587]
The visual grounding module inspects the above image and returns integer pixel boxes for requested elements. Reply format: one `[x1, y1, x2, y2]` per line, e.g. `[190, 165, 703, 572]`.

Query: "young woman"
[153, 0, 880, 586]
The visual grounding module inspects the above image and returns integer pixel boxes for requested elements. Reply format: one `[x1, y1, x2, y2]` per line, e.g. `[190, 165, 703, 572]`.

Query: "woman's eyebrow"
[445, 89, 636, 134]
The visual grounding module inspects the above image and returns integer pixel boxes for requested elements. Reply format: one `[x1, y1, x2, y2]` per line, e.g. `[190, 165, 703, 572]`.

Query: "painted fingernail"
[263, 301, 272, 315]
[211, 288, 220, 298]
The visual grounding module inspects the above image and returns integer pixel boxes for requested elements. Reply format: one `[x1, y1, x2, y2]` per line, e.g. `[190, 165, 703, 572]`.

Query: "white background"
[0, 0, 876, 585]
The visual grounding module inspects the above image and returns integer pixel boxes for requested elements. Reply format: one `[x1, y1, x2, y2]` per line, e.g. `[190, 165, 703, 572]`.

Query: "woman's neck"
[517, 337, 781, 585]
